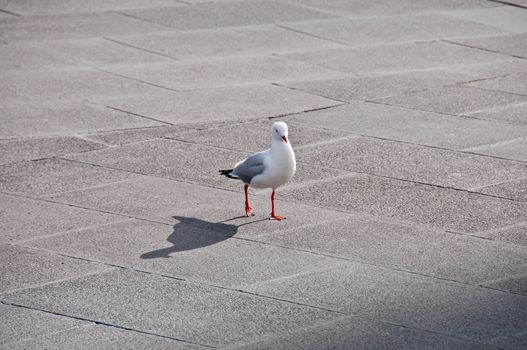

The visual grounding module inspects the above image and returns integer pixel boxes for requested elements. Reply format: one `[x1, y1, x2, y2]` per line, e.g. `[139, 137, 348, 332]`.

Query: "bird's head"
[272, 122, 289, 143]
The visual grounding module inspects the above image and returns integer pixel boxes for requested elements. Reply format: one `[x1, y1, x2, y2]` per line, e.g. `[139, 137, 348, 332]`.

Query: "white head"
[272, 122, 289, 143]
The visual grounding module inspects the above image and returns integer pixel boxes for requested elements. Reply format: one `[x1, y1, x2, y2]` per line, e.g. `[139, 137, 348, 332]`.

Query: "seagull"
[219, 122, 296, 220]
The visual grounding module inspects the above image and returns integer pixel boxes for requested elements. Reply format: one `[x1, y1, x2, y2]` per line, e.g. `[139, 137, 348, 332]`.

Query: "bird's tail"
[219, 169, 239, 179]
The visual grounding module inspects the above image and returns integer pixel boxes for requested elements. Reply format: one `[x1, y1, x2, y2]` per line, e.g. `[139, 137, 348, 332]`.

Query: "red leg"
[269, 190, 286, 220]
[244, 184, 254, 217]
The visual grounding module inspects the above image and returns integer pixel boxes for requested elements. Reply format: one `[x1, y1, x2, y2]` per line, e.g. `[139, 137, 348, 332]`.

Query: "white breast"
[250, 143, 296, 189]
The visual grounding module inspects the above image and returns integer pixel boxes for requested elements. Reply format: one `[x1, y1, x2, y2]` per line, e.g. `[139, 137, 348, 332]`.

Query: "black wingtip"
[219, 169, 238, 179]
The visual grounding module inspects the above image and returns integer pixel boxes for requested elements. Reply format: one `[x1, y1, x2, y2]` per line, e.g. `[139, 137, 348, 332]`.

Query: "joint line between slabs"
[271, 81, 351, 104]
[462, 136, 527, 153]
[94, 67, 182, 94]
[58, 134, 527, 206]
[12, 232, 527, 302]
[275, 24, 351, 47]
[230, 235, 527, 298]
[103, 37, 182, 62]
[112, 10, 180, 30]
[467, 175, 527, 193]
[366, 72, 527, 112]
[277, 0, 349, 18]
[487, 0, 527, 10]
[7, 206, 527, 308]
[473, 220, 527, 237]
[0, 8, 20, 16]
[443, 39, 527, 60]
[0, 300, 216, 348]
[318, 169, 527, 204]
[3, 241, 348, 317]
[267, 102, 348, 120]
[103, 105, 174, 126]
[6, 154, 524, 252]
[303, 101, 527, 162]
[479, 270, 527, 286]
[463, 85, 527, 99]
[7, 242, 522, 349]
[286, 117, 527, 167]
[4, 203, 526, 333]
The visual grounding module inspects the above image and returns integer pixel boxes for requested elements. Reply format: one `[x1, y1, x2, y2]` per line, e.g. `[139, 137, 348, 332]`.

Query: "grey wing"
[232, 151, 267, 184]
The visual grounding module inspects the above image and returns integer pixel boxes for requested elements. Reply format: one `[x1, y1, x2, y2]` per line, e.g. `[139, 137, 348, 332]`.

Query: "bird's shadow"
[140, 215, 265, 259]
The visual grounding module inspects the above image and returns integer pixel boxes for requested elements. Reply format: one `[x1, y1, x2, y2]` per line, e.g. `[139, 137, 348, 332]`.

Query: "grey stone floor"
[1, 0, 527, 349]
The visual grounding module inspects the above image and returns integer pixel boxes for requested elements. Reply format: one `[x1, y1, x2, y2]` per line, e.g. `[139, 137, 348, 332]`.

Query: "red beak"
[281, 136, 288, 143]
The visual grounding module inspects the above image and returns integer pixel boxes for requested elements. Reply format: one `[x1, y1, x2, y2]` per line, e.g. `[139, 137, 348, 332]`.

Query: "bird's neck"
[271, 138, 293, 156]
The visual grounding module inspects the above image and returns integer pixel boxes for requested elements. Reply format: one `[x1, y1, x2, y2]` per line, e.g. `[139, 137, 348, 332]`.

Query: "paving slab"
[465, 72, 527, 96]
[0, 101, 164, 139]
[109, 25, 345, 60]
[281, 173, 527, 233]
[175, 119, 350, 152]
[97, 85, 341, 125]
[0, 136, 105, 165]
[465, 102, 527, 125]
[476, 178, 527, 202]
[46, 176, 348, 237]
[66, 138, 346, 191]
[2, 268, 340, 347]
[231, 316, 498, 350]
[0, 158, 139, 197]
[282, 102, 527, 150]
[4, 324, 201, 350]
[285, 41, 509, 75]
[245, 263, 527, 343]
[285, 69, 477, 101]
[25, 218, 344, 289]
[466, 137, 527, 162]
[2, 1, 527, 347]
[295, 136, 527, 189]
[0, 304, 87, 346]
[0, 193, 125, 242]
[0, 68, 166, 104]
[282, 14, 503, 46]
[0, 244, 109, 294]
[280, 0, 497, 16]
[122, 1, 335, 30]
[0, 0, 182, 16]
[0, 11, 168, 43]
[255, 216, 527, 285]
[103, 56, 342, 90]
[449, 6, 527, 33]
[376, 85, 527, 115]
[451, 33, 527, 59]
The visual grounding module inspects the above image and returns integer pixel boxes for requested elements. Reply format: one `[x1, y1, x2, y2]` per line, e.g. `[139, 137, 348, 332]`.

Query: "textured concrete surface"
[1, 0, 527, 349]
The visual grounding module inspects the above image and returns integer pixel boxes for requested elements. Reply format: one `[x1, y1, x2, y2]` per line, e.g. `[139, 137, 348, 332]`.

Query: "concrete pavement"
[1, 0, 526, 349]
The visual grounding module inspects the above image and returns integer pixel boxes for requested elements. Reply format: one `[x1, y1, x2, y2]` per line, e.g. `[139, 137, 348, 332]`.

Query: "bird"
[219, 122, 296, 220]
